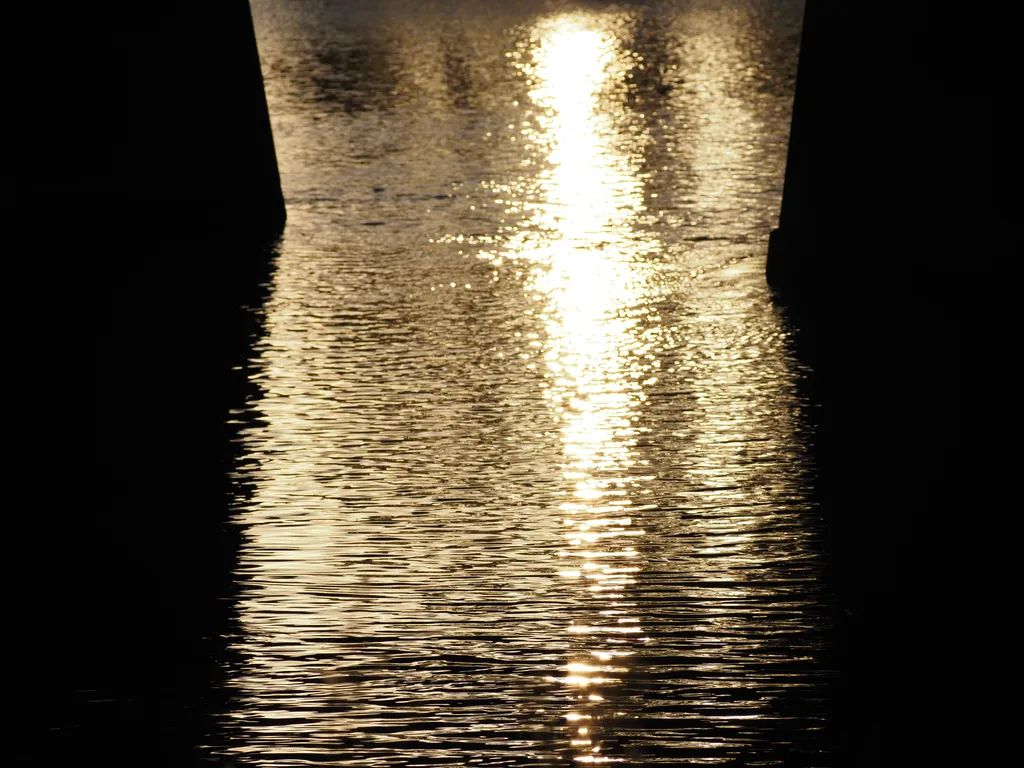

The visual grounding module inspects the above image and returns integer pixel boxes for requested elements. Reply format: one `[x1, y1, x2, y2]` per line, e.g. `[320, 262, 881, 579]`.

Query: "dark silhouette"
[5, 2, 285, 243]
[769, 3, 1009, 767]
[5, 3, 283, 765]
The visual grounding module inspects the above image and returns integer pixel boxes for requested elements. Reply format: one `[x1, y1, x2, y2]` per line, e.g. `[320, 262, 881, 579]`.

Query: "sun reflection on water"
[218, 1, 827, 764]
[482, 10, 663, 761]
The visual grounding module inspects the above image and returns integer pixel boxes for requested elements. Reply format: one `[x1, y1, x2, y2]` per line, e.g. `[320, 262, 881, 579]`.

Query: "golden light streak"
[491, 11, 664, 761]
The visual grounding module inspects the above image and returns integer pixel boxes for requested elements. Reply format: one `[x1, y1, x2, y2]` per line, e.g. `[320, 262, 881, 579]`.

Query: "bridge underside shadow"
[4, 3, 284, 765]
[768, 3, 1011, 766]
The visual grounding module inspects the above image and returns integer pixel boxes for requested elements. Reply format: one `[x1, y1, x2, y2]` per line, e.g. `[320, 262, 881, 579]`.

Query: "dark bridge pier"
[5, 3, 285, 764]
[767, 0, 1000, 293]
[770, 3, 1010, 766]
[5, 2, 285, 242]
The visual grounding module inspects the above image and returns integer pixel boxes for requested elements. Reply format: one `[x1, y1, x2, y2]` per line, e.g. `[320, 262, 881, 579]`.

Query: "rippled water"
[206, 1, 832, 764]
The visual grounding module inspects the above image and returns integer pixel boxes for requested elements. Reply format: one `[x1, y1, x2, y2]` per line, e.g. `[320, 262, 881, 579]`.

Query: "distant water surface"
[206, 1, 832, 765]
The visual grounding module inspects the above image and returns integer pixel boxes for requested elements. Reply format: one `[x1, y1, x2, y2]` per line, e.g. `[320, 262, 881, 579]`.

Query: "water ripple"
[208, 2, 828, 766]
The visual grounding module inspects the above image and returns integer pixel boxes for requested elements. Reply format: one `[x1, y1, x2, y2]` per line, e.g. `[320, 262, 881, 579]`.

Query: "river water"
[205, 1, 833, 765]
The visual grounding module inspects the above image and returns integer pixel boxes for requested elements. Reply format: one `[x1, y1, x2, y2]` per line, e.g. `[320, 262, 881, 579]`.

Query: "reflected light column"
[488, 10, 663, 762]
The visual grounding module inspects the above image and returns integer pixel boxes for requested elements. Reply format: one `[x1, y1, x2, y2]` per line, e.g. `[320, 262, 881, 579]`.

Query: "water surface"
[207, 1, 832, 764]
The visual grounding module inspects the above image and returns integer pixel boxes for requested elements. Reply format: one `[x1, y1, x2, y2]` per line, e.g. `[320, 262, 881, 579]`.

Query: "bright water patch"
[207, 1, 830, 765]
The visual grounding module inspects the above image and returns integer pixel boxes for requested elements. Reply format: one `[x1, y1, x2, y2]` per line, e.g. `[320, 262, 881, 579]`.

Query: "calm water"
[206, 1, 832, 764]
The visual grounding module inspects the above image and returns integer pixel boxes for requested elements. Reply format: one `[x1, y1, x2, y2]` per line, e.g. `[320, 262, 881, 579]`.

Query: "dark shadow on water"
[773, 276, 1015, 768]
[7, 231, 279, 767]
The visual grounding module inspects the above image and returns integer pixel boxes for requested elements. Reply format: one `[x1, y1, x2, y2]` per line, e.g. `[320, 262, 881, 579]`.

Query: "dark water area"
[8, 1, 1011, 767]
